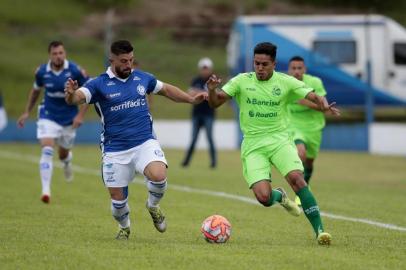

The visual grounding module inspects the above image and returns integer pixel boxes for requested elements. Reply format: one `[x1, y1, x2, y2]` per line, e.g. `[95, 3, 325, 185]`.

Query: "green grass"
[0, 144, 405, 269]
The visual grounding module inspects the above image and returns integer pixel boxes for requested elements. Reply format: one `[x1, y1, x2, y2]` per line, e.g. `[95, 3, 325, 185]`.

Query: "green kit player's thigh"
[241, 143, 272, 188]
[271, 142, 304, 177]
[292, 128, 306, 145]
[303, 130, 322, 159]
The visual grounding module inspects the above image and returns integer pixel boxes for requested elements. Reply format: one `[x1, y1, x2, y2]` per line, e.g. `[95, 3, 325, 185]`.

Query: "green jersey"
[288, 74, 327, 131]
[222, 72, 313, 137]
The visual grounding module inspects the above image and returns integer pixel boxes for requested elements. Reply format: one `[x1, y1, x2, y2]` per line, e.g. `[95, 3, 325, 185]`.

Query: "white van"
[227, 15, 406, 105]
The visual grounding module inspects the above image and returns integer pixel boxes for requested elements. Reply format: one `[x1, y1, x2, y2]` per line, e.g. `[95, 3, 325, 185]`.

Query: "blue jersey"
[34, 60, 88, 126]
[80, 67, 163, 153]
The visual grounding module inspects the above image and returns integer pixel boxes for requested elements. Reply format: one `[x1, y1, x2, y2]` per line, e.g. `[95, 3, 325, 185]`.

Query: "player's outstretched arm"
[64, 78, 86, 105]
[158, 83, 207, 104]
[17, 88, 41, 128]
[72, 104, 89, 129]
[304, 92, 340, 116]
[207, 75, 230, 108]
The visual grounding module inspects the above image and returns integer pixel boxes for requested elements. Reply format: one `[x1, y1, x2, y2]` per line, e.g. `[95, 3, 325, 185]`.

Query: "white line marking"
[1, 150, 405, 232]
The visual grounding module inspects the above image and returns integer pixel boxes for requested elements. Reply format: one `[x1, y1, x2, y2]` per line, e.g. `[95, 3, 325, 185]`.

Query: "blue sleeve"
[146, 73, 158, 94]
[76, 67, 89, 87]
[71, 64, 89, 87]
[83, 78, 100, 104]
[34, 67, 44, 88]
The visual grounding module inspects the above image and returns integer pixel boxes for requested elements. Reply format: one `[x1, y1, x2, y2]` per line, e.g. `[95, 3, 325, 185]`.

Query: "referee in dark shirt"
[182, 58, 217, 168]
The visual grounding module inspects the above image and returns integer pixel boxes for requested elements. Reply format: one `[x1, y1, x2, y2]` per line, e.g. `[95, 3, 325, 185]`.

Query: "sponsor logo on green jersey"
[246, 98, 280, 106]
[248, 110, 278, 118]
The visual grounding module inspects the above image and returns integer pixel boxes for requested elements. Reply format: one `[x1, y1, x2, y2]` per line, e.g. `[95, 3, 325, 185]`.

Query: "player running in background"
[17, 41, 89, 204]
[207, 42, 338, 245]
[0, 90, 7, 132]
[64, 40, 207, 240]
[287, 56, 340, 206]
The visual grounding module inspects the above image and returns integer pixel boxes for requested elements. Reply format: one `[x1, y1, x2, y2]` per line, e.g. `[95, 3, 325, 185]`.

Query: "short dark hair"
[111, 40, 133, 55]
[253, 42, 277, 61]
[289, 56, 305, 63]
[48, 41, 64, 52]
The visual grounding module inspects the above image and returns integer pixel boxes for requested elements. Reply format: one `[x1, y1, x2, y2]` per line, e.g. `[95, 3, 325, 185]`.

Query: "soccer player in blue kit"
[17, 41, 89, 204]
[64, 40, 207, 239]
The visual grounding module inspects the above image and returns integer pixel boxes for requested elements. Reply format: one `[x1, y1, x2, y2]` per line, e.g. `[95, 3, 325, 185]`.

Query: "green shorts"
[292, 128, 322, 159]
[241, 134, 303, 188]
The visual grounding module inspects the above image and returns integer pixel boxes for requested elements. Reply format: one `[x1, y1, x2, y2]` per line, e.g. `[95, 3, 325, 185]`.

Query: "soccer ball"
[200, 215, 232, 243]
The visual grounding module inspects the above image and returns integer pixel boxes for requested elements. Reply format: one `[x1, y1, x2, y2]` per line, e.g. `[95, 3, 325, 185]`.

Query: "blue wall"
[0, 120, 101, 144]
[322, 123, 368, 151]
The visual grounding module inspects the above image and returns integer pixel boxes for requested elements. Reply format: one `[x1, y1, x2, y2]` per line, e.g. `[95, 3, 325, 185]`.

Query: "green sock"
[268, 189, 283, 206]
[304, 166, 313, 184]
[296, 186, 324, 236]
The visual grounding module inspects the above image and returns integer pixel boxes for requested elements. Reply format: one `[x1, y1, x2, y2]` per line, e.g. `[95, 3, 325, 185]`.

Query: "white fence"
[370, 123, 406, 156]
[154, 120, 239, 150]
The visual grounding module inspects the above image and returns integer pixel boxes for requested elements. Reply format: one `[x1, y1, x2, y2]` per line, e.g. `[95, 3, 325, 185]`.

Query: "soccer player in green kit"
[207, 42, 338, 245]
[288, 56, 340, 207]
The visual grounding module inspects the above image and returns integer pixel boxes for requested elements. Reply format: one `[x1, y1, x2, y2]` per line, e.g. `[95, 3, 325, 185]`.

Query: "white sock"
[146, 179, 167, 208]
[40, 146, 53, 195]
[111, 198, 130, 228]
[61, 151, 72, 166]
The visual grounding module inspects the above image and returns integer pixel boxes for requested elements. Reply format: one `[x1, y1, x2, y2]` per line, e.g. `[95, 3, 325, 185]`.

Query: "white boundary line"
[1, 150, 405, 232]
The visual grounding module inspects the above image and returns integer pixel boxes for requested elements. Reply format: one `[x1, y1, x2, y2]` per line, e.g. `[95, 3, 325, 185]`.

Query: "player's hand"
[325, 102, 341, 116]
[317, 96, 330, 111]
[191, 92, 208, 105]
[17, 112, 29, 128]
[64, 78, 79, 96]
[72, 115, 84, 129]
[206, 74, 222, 91]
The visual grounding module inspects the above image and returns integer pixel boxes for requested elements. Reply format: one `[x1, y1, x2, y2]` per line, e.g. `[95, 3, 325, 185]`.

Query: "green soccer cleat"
[295, 195, 302, 207]
[276, 187, 301, 217]
[146, 202, 167, 233]
[317, 232, 332, 245]
[115, 227, 130, 240]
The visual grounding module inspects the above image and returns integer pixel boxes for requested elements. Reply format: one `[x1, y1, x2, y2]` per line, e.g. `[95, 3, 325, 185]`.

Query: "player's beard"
[115, 66, 131, 79]
[51, 59, 64, 70]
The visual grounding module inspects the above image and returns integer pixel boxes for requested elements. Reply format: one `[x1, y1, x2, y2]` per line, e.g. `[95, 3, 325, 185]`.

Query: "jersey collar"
[106, 66, 134, 83]
[254, 71, 276, 83]
[46, 59, 69, 73]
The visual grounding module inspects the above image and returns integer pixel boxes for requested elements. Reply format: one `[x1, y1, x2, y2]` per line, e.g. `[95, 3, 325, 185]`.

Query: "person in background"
[182, 57, 217, 168]
[0, 90, 7, 132]
[287, 56, 340, 206]
[17, 41, 89, 204]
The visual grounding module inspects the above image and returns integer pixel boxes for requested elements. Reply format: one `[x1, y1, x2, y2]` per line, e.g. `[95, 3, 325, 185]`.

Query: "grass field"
[0, 144, 405, 269]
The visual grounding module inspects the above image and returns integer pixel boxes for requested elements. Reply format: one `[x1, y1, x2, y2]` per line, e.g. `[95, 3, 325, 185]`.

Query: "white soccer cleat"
[276, 187, 301, 216]
[63, 162, 73, 182]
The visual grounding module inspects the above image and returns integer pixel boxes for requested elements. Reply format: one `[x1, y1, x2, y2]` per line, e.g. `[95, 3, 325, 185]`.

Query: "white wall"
[370, 123, 406, 156]
[153, 120, 239, 150]
[154, 121, 406, 156]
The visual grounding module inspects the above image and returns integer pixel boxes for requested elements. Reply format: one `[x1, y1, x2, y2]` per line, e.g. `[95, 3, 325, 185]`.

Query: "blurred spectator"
[0, 90, 7, 132]
[182, 57, 217, 168]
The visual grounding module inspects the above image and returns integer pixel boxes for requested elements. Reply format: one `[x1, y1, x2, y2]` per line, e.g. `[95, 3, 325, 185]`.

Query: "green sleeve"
[222, 74, 241, 97]
[287, 76, 313, 103]
[314, 77, 327, 97]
